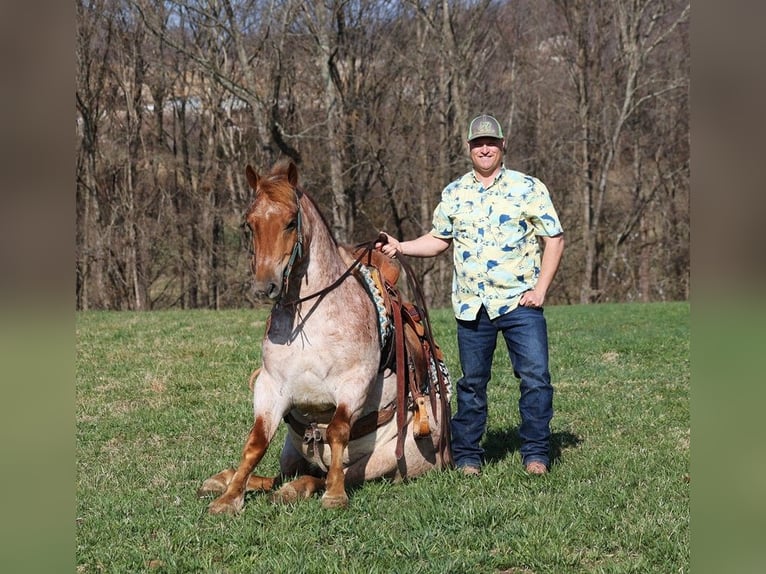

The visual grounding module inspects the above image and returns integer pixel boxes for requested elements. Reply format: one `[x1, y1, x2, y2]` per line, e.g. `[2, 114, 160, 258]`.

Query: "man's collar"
[472, 165, 506, 183]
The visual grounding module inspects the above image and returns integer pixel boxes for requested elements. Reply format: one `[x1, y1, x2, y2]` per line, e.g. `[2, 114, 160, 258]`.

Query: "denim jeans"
[450, 304, 553, 469]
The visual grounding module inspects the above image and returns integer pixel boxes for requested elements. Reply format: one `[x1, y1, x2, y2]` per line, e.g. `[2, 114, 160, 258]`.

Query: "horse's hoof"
[321, 493, 349, 509]
[197, 478, 226, 498]
[207, 496, 243, 515]
[270, 484, 300, 505]
[197, 469, 235, 498]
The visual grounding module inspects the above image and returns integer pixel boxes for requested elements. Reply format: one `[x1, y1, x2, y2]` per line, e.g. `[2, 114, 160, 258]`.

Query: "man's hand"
[519, 289, 545, 308]
[375, 232, 401, 258]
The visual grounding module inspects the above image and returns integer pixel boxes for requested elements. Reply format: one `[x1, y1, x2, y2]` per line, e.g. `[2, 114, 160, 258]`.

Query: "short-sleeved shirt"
[431, 166, 563, 320]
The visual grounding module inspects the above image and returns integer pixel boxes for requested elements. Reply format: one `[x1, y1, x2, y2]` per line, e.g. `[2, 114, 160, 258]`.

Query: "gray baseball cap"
[467, 114, 504, 141]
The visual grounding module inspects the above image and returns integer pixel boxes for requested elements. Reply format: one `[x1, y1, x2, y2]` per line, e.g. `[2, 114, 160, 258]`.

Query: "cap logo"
[477, 120, 494, 133]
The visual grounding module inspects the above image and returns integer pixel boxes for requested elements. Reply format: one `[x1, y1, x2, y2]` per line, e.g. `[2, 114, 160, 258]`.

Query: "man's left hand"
[520, 290, 545, 308]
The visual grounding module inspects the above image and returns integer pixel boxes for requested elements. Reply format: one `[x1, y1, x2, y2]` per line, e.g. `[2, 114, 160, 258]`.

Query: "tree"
[552, 0, 689, 303]
[75, 0, 690, 310]
[76, 0, 114, 309]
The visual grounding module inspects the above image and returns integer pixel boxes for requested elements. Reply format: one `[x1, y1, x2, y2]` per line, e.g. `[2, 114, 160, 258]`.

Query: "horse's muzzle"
[251, 280, 281, 300]
[265, 282, 281, 299]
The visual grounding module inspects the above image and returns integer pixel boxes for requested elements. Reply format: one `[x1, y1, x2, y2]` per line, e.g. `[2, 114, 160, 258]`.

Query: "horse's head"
[243, 160, 304, 300]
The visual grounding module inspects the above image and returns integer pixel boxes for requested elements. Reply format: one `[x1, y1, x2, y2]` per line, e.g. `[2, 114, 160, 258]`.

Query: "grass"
[76, 302, 689, 573]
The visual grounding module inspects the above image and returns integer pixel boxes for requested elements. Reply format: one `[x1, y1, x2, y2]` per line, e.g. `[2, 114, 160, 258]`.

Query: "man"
[377, 113, 564, 476]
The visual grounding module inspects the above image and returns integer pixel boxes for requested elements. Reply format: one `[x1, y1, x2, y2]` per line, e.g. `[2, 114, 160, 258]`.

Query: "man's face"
[469, 137, 504, 175]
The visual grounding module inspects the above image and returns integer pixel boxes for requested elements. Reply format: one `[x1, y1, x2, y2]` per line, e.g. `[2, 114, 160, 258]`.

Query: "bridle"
[246, 190, 378, 308]
[279, 200, 303, 298]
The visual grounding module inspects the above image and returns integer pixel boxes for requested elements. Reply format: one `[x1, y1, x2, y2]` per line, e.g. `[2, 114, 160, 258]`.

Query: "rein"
[277, 231, 381, 309]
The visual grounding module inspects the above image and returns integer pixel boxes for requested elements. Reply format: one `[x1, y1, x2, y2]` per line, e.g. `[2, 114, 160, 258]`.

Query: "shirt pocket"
[452, 204, 486, 240]
[489, 203, 528, 246]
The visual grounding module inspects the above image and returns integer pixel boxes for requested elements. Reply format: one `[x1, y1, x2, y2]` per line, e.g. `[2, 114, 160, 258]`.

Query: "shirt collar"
[471, 165, 506, 187]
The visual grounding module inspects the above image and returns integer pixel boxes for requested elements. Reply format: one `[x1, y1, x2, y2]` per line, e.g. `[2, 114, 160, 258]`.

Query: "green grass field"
[76, 302, 689, 573]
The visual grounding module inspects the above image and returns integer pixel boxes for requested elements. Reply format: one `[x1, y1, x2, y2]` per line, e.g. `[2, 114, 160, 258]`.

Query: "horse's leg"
[207, 416, 272, 515]
[270, 436, 327, 504]
[321, 404, 352, 509]
[345, 402, 446, 485]
[198, 468, 276, 497]
[271, 475, 326, 504]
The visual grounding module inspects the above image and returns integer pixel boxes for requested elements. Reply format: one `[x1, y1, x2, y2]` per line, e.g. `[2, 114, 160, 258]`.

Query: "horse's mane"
[300, 189, 339, 247]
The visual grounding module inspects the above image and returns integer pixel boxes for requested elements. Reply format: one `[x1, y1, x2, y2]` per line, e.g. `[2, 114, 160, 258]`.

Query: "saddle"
[349, 246, 453, 466]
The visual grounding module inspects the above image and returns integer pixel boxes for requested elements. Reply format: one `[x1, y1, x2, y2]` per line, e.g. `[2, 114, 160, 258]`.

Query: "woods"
[76, 0, 689, 310]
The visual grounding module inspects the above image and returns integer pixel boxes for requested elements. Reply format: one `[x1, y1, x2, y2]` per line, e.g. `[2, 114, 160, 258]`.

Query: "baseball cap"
[467, 114, 504, 141]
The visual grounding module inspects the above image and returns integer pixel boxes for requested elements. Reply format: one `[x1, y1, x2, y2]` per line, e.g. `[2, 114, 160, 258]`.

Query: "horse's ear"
[245, 165, 259, 191]
[286, 160, 298, 188]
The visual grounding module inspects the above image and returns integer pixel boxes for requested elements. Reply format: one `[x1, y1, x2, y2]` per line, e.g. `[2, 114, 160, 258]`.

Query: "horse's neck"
[267, 201, 383, 352]
[300, 206, 347, 294]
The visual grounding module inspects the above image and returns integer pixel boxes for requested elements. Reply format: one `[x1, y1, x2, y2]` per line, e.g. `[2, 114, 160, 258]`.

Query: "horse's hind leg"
[207, 416, 272, 515]
[345, 405, 446, 485]
[197, 468, 275, 498]
[270, 437, 326, 504]
[271, 475, 326, 504]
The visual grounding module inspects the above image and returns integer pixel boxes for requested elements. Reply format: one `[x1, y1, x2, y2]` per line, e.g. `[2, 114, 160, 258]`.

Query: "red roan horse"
[198, 160, 452, 513]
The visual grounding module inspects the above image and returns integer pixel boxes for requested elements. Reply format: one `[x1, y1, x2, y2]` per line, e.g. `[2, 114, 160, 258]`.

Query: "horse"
[198, 159, 452, 514]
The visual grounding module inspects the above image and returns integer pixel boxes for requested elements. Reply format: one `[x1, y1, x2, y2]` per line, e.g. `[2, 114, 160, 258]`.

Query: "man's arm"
[376, 232, 451, 258]
[519, 233, 565, 308]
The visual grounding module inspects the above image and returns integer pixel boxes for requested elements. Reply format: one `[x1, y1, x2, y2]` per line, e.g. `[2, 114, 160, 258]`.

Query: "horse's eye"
[241, 222, 254, 254]
[285, 218, 297, 231]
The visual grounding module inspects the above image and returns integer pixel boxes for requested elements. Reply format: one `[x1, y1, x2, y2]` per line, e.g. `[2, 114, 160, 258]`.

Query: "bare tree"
[75, 0, 690, 310]
[552, 0, 689, 303]
[76, 0, 114, 310]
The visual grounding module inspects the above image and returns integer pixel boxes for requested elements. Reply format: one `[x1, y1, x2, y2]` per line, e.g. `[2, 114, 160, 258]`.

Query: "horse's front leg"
[322, 404, 352, 509]
[208, 416, 272, 515]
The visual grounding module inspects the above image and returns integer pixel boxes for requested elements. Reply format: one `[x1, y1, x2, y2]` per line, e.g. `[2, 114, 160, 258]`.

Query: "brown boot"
[524, 461, 548, 475]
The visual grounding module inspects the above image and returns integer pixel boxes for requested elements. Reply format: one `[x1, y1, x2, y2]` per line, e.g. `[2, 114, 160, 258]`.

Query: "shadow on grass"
[483, 427, 583, 466]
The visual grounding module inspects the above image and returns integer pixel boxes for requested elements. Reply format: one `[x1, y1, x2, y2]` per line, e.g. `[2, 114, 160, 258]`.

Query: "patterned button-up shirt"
[431, 166, 563, 320]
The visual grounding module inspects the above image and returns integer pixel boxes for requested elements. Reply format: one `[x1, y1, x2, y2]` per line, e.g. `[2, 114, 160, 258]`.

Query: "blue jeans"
[451, 304, 553, 469]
